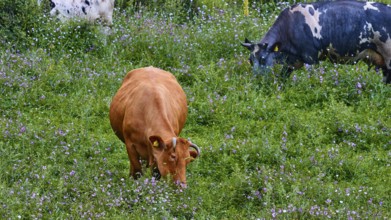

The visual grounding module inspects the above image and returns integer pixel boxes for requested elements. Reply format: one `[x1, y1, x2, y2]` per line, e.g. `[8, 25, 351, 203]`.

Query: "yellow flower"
[243, 0, 249, 16]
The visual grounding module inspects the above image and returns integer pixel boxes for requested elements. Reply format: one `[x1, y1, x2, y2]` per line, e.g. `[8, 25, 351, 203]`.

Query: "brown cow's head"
[149, 136, 200, 187]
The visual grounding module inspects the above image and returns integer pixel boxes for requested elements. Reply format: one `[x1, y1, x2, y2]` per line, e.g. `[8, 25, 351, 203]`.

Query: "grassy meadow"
[1, 0, 390, 219]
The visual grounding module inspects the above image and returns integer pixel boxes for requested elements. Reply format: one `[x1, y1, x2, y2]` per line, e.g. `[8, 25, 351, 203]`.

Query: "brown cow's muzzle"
[173, 178, 187, 188]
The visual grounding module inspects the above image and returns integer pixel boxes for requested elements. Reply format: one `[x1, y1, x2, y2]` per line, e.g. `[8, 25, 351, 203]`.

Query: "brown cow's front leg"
[148, 155, 161, 179]
[125, 140, 142, 179]
[152, 166, 161, 179]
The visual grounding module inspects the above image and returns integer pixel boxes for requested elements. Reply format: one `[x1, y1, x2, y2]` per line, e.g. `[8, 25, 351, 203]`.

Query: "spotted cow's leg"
[383, 69, 391, 84]
[282, 67, 293, 78]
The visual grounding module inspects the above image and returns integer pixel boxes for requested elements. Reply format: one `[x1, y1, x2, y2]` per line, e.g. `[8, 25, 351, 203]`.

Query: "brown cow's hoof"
[152, 167, 161, 180]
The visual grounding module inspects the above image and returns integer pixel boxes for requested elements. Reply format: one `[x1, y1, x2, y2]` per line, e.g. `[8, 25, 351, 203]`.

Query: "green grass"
[1, 1, 390, 219]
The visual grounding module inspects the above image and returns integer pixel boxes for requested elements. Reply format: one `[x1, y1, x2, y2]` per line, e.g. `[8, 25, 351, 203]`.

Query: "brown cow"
[109, 67, 200, 187]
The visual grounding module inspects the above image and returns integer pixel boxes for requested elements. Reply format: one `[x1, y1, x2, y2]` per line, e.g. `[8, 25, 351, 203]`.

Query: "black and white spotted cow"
[242, 1, 391, 84]
[48, 0, 115, 26]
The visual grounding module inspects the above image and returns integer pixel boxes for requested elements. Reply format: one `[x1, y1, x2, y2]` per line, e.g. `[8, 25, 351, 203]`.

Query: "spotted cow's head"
[241, 38, 286, 75]
[48, 0, 70, 21]
[149, 136, 200, 188]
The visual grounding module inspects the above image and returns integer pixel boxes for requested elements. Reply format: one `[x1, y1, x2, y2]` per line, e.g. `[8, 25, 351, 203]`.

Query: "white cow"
[43, 0, 115, 26]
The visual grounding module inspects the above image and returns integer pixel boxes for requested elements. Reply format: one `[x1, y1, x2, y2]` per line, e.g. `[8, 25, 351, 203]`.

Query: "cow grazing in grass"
[109, 67, 200, 187]
[47, 0, 115, 26]
[242, 1, 391, 84]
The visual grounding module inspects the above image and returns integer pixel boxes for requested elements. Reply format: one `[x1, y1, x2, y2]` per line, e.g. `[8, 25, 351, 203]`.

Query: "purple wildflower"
[19, 126, 26, 134]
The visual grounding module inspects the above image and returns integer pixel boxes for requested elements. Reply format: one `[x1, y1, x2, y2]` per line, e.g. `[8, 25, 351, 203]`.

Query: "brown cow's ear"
[149, 136, 165, 150]
[189, 150, 198, 160]
[189, 142, 200, 159]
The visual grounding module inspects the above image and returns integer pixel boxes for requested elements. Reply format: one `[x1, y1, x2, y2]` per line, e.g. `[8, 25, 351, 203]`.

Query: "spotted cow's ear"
[149, 136, 165, 150]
